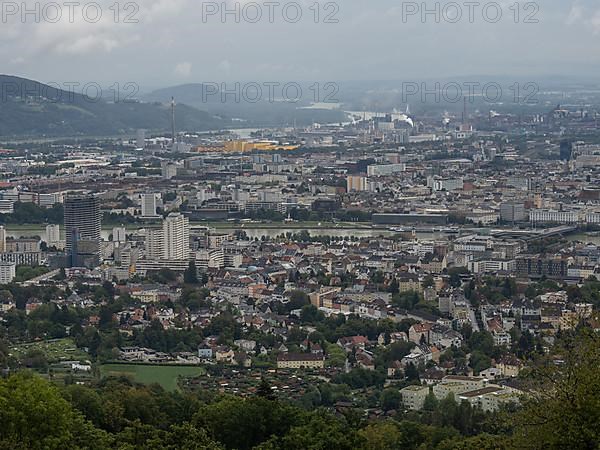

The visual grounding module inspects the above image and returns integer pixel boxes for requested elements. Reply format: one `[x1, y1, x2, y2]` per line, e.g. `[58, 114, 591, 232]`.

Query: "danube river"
[12, 223, 595, 244]
[4, 223, 449, 242]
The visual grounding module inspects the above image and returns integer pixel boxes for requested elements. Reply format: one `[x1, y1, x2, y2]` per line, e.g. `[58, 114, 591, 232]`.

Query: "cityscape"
[1, 1, 600, 449]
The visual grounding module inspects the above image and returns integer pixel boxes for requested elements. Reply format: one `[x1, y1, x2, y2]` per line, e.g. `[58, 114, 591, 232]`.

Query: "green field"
[10, 338, 89, 363]
[100, 364, 206, 391]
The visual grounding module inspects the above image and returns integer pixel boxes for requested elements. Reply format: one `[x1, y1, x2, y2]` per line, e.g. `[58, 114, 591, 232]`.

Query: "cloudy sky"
[1, 0, 599, 90]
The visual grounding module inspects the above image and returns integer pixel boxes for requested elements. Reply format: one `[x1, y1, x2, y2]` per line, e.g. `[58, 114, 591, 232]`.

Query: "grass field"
[100, 364, 206, 391]
[10, 338, 89, 363]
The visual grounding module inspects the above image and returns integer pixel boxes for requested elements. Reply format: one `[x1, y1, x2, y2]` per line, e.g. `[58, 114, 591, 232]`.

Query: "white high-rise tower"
[0, 226, 6, 253]
[162, 213, 189, 260]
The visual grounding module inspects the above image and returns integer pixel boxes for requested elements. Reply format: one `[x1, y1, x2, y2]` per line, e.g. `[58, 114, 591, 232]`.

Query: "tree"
[0, 373, 110, 449]
[195, 397, 300, 450]
[184, 261, 199, 284]
[512, 329, 600, 449]
[257, 411, 362, 450]
[422, 275, 435, 289]
[146, 423, 224, 450]
[257, 377, 276, 401]
[300, 305, 324, 323]
[287, 290, 310, 311]
[405, 363, 419, 381]
[388, 278, 399, 294]
[469, 351, 492, 374]
[423, 391, 438, 411]
[357, 422, 403, 450]
[380, 388, 402, 411]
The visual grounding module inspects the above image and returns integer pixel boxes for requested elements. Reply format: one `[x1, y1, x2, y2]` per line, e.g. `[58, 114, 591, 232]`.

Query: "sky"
[1, 0, 599, 90]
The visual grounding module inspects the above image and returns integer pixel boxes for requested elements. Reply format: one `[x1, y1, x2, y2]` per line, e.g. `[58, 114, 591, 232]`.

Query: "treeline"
[0, 372, 508, 450]
[0, 202, 63, 224]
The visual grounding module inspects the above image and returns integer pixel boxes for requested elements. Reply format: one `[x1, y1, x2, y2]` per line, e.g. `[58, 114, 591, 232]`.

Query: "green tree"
[512, 329, 600, 449]
[257, 377, 276, 401]
[380, 388, 402, 411]
[357, 422, 403, 450]
[0, 373, 109, 449]
[184, 261, 199, 284]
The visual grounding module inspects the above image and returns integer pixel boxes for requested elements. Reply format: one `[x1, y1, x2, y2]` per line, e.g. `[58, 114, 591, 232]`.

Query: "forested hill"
[0, 75, 229, 139]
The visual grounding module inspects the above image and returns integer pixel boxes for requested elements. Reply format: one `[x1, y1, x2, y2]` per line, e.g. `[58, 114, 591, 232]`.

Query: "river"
[4, 224, 448, 242]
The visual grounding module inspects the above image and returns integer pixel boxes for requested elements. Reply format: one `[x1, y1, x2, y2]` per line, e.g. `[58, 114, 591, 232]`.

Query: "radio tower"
[171, 97, 176, 147]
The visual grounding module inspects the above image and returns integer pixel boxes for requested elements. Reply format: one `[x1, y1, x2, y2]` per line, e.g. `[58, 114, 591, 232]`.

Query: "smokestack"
[171, 97, 176, 146]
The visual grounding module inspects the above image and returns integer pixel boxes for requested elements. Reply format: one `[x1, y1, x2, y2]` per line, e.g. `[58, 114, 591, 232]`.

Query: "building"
[0, 226, 5, 253]
[400, 385, 430, 410]
[458, 386, 521, 412]
[141, 193, 159, 218]
[516, 255, 568, 279]
[276, 353, 325, 369]
[346, 175, 368, 192]
[161, 162, 178, 180]
[500, 202, 527, 223]
[560, 140, 572, 161]
[0, 200, 14, 214]
[45, 224, 60, 246]
[136, 129, 146, 149]
[145, 214, 191, 262]
[367, 163, 406, 176]
[196, 249, 225, 269]
[6, 239, 40, 253]
[64, 194, 101, 268]
[112, 227, 127, 244]
[162, 213, 190, 260]
[0, 262, 16, 284]
[429, 177, 464, 191]
[145, 228, 164, 260]
[529, 209, 579, 224]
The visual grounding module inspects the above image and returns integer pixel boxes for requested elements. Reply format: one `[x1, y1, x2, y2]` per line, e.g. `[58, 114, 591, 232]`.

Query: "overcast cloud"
[1, 0, 599, 89]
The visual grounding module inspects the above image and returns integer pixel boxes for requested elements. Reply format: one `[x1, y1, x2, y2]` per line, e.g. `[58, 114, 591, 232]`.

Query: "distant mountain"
[0, 75, 229, 139]
[144, 83, 348, 127]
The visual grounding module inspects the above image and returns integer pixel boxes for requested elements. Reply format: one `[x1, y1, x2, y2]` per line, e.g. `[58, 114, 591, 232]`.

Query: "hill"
[0, 75, 229, 138]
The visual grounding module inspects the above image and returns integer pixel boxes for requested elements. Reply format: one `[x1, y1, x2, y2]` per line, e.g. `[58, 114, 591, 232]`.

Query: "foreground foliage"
[0, 329, 599, 449]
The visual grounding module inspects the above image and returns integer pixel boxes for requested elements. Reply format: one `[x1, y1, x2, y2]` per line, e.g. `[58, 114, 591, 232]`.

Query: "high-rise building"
[145, 228, 164, 260]
[0, 226, 6, 253]
[141, 193, 159, 218]
[64, 194, 101, 268]
[161, 162, 178, 180]
[143, 214, 190, 261]
[500, 202, 527, 224]
[0, 262, 15, 284]
[346, 175, 368, 192]
[560, 140, 572, 161]
[46, 225, 60, 246]
[163, 213, 190, 260]
[136, 129, 146, 149]
[112, 227, 127, 244]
